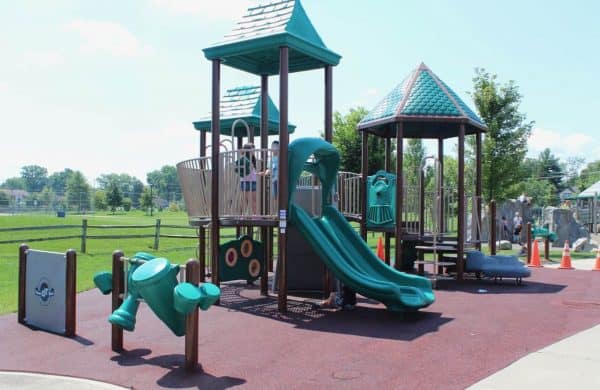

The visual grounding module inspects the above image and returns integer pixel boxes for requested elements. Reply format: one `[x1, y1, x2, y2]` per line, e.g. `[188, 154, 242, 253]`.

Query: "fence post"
[490, 200, 497, 255]
[81, 219, 88, 254]
[153, 219, 161, 250]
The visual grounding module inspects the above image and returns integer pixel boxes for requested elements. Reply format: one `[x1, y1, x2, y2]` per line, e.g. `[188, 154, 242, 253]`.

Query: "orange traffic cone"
[558, 241, 574, 270]
[593, 247, 600, 271]
[376, 236, 385, 261]
[528, 239, 543, 268]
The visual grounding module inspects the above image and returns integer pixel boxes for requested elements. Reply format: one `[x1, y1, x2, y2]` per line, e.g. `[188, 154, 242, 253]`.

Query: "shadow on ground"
[436, 277, 567, 295]
[219, 283, 452, 341]
[111, 349, 245, 390]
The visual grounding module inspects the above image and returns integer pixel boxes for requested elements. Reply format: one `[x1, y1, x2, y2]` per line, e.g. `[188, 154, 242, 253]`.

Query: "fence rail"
[0, 219, 199, 252]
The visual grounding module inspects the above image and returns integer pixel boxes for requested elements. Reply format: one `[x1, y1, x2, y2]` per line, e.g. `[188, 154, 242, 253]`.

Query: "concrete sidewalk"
[469, 324, 600, 389]
[545, 257, 598, 270]
[0, 371, 128, 389]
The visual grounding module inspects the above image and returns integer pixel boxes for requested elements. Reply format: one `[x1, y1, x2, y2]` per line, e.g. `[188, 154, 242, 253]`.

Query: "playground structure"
[175, 0, 494, 313]
[93, 251, 220, 371]
[575, 181, 599, 233]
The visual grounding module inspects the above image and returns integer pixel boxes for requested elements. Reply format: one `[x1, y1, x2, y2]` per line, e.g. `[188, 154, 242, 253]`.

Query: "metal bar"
[360, 131, 368, 240]
[324, 65, 333, 142]
[438, 138, 444, 233]
[277, 46, 289, 313]
[185, 259, 200, 371]
[490, 200, 497, 255]
[475, 131, 482, 250]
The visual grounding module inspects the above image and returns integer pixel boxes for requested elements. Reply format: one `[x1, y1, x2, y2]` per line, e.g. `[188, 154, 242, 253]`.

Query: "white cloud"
[528, 127, 600, 162]
[65, 20, 152, 58]
[23, 50, 65, 66]
[150, 0, 252, 21]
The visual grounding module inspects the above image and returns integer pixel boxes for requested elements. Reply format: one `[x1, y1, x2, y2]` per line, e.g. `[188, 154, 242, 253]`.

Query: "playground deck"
[1, 268, 599, 389]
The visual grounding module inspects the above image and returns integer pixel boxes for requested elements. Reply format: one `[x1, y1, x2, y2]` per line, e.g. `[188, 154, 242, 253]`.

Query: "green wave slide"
[287, 137, 435, 312]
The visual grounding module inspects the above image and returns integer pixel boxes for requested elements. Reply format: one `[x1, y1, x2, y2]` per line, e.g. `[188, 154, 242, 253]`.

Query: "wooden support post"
[65, 249, 77, 337]
[395, 122, 404, 270]
[211, 59, 221, 296]
[360, 131, 368, 240]
[490, 200, 497, 255]
[18, 244, 28, 324]
[260, 74, 269, 297]
[475, 132, 482, 251]
[384, 232, 391, 265]
[438, 138, 444, 233]
[526, 222, 532, 264]
[153, 219, 161, 250]
[277, 46, 289, 313]
[544, 237, 550, 261]
[185, 259, 200, 371]
[457, 123, 465, 280]
[81, 219, 87, 253]
[385, 138, 391, 172]
[111, 250, 124, 352]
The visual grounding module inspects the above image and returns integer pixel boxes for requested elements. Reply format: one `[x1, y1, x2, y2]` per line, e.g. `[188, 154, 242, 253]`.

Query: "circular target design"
[240, 240, 253, 258]
[224, 248, 238, 268]
[248, 259, 261, 278]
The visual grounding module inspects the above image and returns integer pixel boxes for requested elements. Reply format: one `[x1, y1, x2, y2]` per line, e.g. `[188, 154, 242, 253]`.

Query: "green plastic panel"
[219, 235, 265, 283]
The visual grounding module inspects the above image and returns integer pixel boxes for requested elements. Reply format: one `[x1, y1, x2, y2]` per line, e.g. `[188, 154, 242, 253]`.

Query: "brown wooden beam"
[185, 259, 200, 371]
[65, 249, 76, 337]
[111, 250, 124, 352]
[490, 200, 497, 255]
[18, 244, 28, 324]
[385, 137, 391, 172]
[438, 138, 444, 233]
[476, 131, 482, 250]
[260, 74, 269, 296]
[277, 46, 289, 313]
[211, 59, 221, 294]
[457, 123, 465, 280]
[395, 122, 404, 270]
[360, 131, 368, 240]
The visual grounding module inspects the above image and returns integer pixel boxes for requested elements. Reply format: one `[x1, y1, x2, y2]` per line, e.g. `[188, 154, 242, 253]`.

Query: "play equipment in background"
[219, 235, 265, 284]
[18, 244, 76, 336]
[93, 251, 220, 371]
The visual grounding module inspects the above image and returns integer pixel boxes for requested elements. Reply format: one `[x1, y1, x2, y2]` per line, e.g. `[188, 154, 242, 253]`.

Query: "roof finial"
[418, 62, 429, 70]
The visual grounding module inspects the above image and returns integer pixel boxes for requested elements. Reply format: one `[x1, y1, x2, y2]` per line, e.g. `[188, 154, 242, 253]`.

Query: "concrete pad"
[469, 325, 600, 389]
[546, 258, 598, 270]
[0, 371, 128, 389]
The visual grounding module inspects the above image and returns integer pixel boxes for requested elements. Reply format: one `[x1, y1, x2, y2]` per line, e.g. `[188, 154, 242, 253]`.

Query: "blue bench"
[465, 250, 531, 285]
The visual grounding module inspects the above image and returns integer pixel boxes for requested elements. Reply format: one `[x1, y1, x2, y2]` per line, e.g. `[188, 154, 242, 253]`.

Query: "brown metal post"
[65, 249, 77, 337]
[324, 65, 333, 142]
[490, 200, 497, 255]
[260, 74, 269, 296]
[419, 169, 425, 238]
[277, 46, 289, 313]
[438, 138, 444, 233]
[395, 122, 404, 270]
[544, 237, 550, 261]
[199, 129, 207, 281]
[384, 233, 391, 265]
[457, 123, 465, 280]
[111, 250, 124, 352]
[185, 259, 200, 371]
[211, 59, 221, 294]
[475, 132, 482, 250]
[18, 244, 28, 324]
[526, 222, 532, 264]
[360, 131, 368, 240]
[385, 137, 391, 172]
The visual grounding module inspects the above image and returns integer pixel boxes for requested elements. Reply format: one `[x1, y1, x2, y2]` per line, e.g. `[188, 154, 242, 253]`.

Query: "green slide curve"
[287, 138, 435, 311]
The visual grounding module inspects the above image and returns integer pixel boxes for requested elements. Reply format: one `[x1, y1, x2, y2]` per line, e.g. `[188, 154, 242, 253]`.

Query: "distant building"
[559, 187, 577, 202]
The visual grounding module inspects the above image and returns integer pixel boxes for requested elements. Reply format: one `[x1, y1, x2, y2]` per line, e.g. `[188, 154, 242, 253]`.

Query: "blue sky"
[1, 0, 599, 185]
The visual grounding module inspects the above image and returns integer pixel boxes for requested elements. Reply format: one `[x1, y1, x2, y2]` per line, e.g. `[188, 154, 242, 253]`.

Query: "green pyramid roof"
[358, 63, 486, 138]
[203, 0, 341, 75]
[193, 86, 295, 136]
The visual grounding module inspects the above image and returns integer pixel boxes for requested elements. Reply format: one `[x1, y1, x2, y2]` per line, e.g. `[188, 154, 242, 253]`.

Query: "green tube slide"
[287, 138, 435, 311]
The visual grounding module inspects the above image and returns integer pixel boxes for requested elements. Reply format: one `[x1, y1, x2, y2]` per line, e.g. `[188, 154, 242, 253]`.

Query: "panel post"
[111, 250, 124, 352]
[360, 131, 368, 240]
[260, 74, 269, 296]
[438, 138, 444, 233]
[153, 218, 161, 250]
[490, 200, 497, 255]
[277, 46, 289, 313]
[185, 259, 200, 371]
[18, 244, 28, 324]
[324, 65, 333, 142]
[475, 131, 482, 250]
[65, 249, 77, 337]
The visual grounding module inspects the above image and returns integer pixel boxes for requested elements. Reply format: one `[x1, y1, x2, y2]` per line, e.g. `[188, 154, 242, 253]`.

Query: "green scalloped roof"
[359, 63, 486, 138]
[203, 0, 341, 75]
[193, 86, 295, 136]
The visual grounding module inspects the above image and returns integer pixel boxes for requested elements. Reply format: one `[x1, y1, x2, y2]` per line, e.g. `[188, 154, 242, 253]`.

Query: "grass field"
[0, 211, 594, 314]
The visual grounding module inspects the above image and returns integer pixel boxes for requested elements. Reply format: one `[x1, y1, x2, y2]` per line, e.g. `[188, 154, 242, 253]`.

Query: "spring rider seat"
[93, 252, 220, 337]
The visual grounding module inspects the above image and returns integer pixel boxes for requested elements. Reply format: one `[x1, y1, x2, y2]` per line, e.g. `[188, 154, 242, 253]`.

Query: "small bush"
[168, 202, 180, 212]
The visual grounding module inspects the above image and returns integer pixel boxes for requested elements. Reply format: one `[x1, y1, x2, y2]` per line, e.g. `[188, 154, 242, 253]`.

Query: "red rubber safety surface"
[1, 268, 599, 389]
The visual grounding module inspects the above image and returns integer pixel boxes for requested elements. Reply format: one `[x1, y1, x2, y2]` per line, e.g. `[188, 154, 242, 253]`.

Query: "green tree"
[332, 107, 387, 175]
[147, 166, 181, 202]
[0, 177, 26, 190]
[106, 180, 123, 213]
[94, 190, 108, 211]
[471, 69, 534, 201]
[21, 165, 48, 193]
[122, 197, 132, 212]
[66, 171, 91, 212]
[404, 139, 426, 187]
[48, 169, 74, 195]
[39, 186, 57, 208]
[576, 160, 600, 191]
[537, 148, 564, 191]
[140, 186, 154, 214]
[0, 191, 9, 207]
[97, 173, 144, 207]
